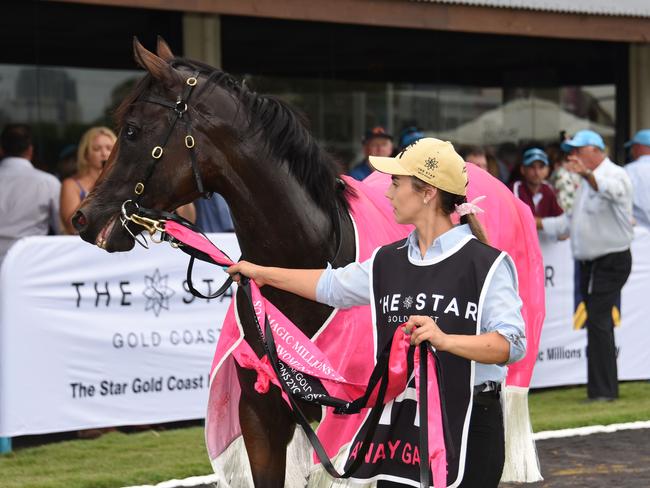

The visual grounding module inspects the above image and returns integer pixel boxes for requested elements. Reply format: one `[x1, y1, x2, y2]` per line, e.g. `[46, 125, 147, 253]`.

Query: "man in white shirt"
[541, 130, 633, 402]
[0, 124, 61, 265]
[624, 129, 650, 229]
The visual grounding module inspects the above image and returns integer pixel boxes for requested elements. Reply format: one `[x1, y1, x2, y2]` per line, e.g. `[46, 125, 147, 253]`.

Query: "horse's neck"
[220, 153, 356, 344]
[222, 156, 341, 269]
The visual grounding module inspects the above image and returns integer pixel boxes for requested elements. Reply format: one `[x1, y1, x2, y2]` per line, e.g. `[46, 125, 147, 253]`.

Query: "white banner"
[1, 229, 649, 436]
[0, 235, 239, 436]
[531, 228, 650, 388]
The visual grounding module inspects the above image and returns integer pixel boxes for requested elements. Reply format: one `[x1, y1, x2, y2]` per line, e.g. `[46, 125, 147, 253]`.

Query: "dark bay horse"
[74, 38, 357, 487]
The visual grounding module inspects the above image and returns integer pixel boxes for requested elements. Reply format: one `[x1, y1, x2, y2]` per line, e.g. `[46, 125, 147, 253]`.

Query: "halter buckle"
[152, 146, 164, 159]
[134, 182, 145, 195]
[186, 77, 197, 86]
[185, 135, 195, 148]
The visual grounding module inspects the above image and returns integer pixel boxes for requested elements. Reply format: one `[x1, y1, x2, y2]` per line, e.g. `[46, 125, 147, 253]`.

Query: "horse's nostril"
[72, 210, 88, 231]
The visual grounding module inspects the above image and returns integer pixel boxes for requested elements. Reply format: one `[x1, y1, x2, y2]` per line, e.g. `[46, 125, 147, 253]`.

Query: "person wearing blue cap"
[541, 129, 633, 402]
[398, 126, 424, 151]
[348, 126, 394, 181]
[624, 129, 650, 228]
[511, 147, 563, 219]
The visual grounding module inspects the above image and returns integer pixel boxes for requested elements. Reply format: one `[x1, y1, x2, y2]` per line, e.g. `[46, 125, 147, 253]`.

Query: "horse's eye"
[125, 125, 138, 140]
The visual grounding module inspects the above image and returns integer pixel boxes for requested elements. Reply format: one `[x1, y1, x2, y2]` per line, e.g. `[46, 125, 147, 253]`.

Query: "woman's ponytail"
[460, 212, 489, 244]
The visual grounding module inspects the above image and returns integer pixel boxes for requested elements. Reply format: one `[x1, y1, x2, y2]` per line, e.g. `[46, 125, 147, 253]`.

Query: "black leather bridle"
[120, 71, 210, 248]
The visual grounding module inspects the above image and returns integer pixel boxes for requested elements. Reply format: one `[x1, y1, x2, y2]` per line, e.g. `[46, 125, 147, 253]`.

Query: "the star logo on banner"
[143, 268, 175, 317]
[402, 296, 414, 309]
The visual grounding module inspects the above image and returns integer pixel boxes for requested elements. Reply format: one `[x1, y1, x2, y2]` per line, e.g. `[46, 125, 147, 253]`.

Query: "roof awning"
[54, 0, 650, 42]
[418, 0, 650, 18]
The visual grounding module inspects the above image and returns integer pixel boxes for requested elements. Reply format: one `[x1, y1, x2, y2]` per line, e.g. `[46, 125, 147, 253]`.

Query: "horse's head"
[74, 37, 237, 252]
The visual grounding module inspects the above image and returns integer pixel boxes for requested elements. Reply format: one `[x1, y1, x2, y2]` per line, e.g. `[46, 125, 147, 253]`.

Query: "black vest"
[347, 235, 502, 486]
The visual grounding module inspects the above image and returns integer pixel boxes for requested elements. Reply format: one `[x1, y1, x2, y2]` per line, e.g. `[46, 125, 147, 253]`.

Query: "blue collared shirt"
[316, 224, 526, 385]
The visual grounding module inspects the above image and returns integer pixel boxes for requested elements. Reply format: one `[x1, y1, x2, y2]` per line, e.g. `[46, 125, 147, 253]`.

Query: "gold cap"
[369, 137, 467, 196]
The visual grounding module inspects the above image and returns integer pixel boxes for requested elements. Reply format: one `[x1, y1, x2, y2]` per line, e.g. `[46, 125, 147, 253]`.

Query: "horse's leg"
[238, 367, 296, 488]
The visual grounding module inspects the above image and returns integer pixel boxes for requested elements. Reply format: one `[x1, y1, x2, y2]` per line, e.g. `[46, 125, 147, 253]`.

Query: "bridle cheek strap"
[133, 72, 210, 204]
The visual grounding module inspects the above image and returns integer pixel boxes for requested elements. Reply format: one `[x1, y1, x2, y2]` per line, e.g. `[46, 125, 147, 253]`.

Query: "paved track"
[501, 428, 650, 487]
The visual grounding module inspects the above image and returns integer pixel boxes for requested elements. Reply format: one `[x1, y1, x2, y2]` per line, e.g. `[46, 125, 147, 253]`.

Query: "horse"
[74, 38, 544, 487]
[74, 37, 358, 487]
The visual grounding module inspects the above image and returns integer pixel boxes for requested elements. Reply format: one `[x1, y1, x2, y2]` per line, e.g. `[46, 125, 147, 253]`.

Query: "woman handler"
[228, 138, 526, 487]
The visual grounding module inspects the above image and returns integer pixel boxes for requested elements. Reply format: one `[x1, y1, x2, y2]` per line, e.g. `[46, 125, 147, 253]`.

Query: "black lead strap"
[239, 280, 395, 481]
[419, 342, 431, 487]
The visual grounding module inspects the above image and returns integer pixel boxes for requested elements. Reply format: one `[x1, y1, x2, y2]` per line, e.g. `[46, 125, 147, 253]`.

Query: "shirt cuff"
[314, 262, 334, 305]
[495, 327, 527, 365]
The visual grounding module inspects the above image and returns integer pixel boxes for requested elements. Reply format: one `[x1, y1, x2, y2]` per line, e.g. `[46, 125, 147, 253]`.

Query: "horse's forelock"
[113, 74, 152, 130]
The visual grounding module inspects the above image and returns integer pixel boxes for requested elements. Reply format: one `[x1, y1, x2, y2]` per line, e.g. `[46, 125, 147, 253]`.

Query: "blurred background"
[1, 0, 642, 173]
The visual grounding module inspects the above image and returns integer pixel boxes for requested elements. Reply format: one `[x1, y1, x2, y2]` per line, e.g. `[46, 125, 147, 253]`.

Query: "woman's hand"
[403, 315, 448, 349]
[227, 261, 267, 286]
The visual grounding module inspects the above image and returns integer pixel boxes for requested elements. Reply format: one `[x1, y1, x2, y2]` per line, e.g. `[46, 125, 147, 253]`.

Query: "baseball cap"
[363, 126, 393, 144]
[399, 126, 425, 149]
[560, 130, 605, 152]
[522, 148, 549, 166]
[369, 137, 467, 196]
[624, 129, 650, 148]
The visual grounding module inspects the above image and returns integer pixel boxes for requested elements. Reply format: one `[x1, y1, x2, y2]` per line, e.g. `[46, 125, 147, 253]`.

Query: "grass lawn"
[0, 426, 211, 488]
[2, 381, 649, 488]
[528, 380, 650, 432]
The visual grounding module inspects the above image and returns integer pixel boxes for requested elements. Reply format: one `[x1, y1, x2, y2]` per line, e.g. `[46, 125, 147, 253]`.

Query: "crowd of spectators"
[347, 125, 649, 235]
[347, 124, 649, 402]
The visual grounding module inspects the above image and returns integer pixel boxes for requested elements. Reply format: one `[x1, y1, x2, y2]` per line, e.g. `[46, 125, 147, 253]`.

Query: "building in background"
[2, 0, 650, 171]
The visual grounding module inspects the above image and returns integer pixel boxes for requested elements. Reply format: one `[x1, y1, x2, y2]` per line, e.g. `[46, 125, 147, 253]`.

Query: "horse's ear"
[156, 35, 175, 62]
[133, 37, 170, 81]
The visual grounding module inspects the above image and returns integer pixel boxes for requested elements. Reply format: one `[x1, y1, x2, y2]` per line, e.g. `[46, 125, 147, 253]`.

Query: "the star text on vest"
[379, 293, 478, 324]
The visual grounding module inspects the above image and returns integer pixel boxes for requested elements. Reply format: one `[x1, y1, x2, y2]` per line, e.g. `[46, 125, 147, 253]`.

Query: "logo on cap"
[425, 157, 439, 171]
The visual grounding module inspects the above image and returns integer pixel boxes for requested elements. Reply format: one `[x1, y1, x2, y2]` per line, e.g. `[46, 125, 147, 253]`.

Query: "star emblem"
[143, 268, 175, 316]
[425, 157, 439, 171]
[402, 296, 414, 309]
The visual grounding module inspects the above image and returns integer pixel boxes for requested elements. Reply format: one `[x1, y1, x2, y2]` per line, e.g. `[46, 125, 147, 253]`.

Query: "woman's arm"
[59, 178, 81, 235]
[404, 316, 510, 364]
[227, 261, 324, 302]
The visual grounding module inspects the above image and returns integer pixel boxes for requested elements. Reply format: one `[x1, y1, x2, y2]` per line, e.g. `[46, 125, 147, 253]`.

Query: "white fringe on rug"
[210, 427, 312, 487]
[500, 385, 543, 483]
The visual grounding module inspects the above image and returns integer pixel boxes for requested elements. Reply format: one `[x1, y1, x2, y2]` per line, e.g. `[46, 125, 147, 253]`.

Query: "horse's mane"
[115, 58, 353, 217]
